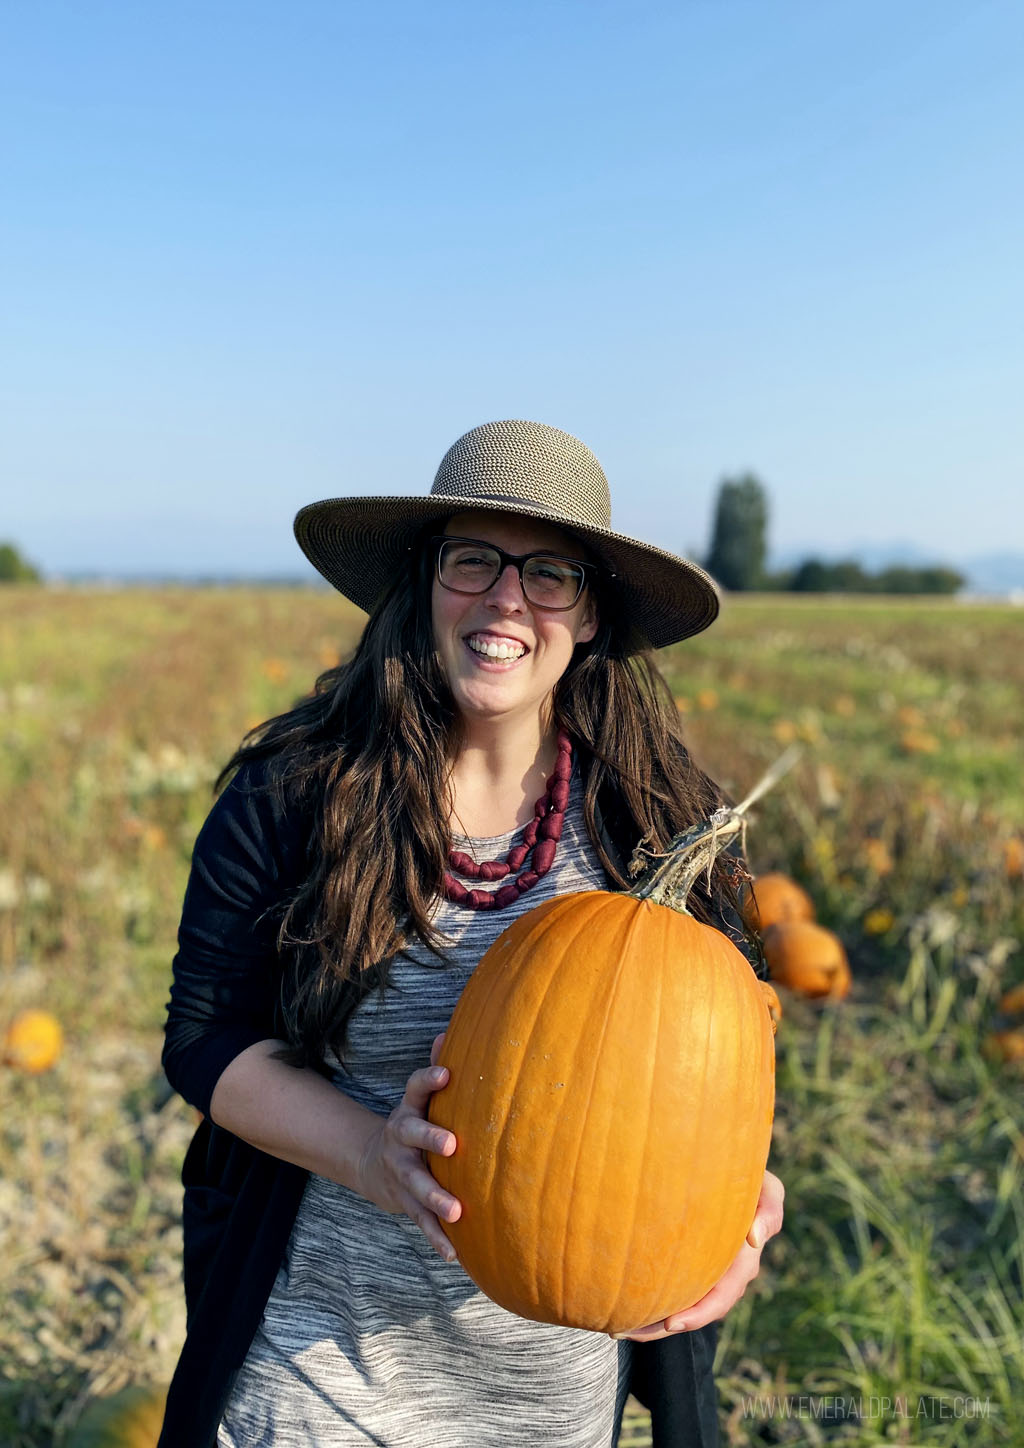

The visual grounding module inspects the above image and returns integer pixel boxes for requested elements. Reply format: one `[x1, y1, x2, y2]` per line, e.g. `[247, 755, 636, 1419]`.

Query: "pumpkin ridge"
[651, 908, 719, 1313]
[602, 898, 667, 1329]
[552, 893, 643, 1323]
[697, 931, 751, 1300]
[470, 892, 607, 1309]
[689, 919, 723, 1295]
[518, 892, 614, 1319]
[470, 897, 573, 1296]
[454, 898, 569, 1172]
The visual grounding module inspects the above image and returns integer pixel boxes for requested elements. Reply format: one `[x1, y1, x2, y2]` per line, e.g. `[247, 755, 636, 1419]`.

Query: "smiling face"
[431, 510, 599, 735]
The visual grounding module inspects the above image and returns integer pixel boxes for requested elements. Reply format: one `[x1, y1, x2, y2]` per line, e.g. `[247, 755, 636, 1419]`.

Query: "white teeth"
[467, 636, 525, 660]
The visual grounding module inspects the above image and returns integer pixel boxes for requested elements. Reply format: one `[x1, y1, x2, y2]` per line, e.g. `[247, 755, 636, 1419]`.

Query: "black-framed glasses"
[432, 535, 596, 611]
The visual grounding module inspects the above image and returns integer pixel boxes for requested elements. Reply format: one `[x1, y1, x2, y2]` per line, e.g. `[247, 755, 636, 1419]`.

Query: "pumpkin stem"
[628, 746, 802, 912]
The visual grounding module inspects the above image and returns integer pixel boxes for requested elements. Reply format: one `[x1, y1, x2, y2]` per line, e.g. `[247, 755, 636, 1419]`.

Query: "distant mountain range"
[767, 544, 1024, 597]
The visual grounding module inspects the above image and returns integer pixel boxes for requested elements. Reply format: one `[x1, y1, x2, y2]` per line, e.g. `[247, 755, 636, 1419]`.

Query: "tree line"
[703, 475, 964, 594]
[3, 474, 966, 595]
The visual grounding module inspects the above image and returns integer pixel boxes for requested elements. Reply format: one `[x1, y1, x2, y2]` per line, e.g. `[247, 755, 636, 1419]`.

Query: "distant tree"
[0, 542, 41, 584]
[704, 474, 769, 591]
[919, 566, 965, 595]
[833, 560, 873, 591]
[790, 557, 874, 592]
[875, 564, 964, 595]
[787, 557, 965, 595]
[789, 558, 830, 592]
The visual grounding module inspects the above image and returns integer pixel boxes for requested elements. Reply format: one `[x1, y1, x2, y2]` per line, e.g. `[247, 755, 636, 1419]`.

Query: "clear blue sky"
[2, 0, 1021, 576]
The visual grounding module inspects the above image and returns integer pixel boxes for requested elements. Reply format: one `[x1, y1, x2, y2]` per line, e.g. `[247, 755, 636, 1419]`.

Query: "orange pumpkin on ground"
[67, 1383, 167, 1447]
[984, 1030, 1024, 1065]
[428, 816, 776, 1335]
[762, 921, 851, 1000]
[998, 983, 1024, 1017]
[3, 1008, 64, 1073]
[740, 872, 816, 933]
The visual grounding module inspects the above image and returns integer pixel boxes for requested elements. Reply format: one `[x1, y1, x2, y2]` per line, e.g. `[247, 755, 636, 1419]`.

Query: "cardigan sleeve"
[163, 760, 309, 1117]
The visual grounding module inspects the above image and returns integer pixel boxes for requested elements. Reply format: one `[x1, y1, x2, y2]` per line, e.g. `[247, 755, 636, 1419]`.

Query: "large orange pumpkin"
[762, 921, 851, 999]
[740, 872, 815, 932]
[428, 823, 776, 1335]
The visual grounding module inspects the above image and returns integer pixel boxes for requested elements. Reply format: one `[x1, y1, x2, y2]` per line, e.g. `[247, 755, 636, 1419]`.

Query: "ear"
[576, 592, 599, 646]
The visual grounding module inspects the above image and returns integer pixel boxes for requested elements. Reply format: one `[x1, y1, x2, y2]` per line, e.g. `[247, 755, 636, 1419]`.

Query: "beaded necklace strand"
[444, 731, 573, 910]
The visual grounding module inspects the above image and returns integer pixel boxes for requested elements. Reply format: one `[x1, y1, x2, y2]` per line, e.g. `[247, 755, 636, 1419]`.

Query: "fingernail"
[665, 1318, 687, 1332]
[747, 1223, 764, 1249]
[610, 1332, 631, 1341]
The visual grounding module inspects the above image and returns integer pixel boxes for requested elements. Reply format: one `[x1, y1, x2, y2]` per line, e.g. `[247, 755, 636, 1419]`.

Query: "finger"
[395, 1113, 457, 1157]
[673, 1283, 738, 1330]
[677, 1253, 758, 1329]
[746, 1173, 785, 1247]
[611, 1320, 666, 1342]
[764, 1168, 786, 1203]
[407, 1201, 460, 1263]
[430, 1033, 447, 1067]
[404, 1161, 462, 1224]
[403, 1063, 449, 1113]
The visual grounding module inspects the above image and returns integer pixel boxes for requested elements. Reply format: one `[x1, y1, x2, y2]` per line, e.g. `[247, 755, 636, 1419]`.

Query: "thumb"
[430, 1033, 447, 1068]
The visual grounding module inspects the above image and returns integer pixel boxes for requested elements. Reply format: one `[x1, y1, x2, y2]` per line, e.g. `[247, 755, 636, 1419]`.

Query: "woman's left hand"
[614, 1169, 785, 1343]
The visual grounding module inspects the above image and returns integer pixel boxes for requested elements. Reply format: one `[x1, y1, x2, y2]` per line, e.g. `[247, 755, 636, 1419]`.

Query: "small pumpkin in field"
[428, 812, 776, 1334]
[863, 838, 894, 877]
[3, 1008, 64, 1073]
[762, 921, 851, 1000]
[67, 1384, 167, 1448]
[998, 983, 1024, 1017]
[984, 1030, 1024, 1066]
[900, 728, 940, 755]
[740, 872, 815, 933]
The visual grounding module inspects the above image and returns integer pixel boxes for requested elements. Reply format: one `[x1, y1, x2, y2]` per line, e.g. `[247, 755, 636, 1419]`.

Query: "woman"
[160, 419, 784, 1448]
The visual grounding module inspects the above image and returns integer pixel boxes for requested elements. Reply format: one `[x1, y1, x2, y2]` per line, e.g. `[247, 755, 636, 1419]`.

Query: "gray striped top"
[218, 772, 631, 1447]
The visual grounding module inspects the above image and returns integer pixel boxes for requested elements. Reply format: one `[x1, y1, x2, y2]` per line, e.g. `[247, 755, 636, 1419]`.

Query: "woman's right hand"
[356, 1033, 462, 1261]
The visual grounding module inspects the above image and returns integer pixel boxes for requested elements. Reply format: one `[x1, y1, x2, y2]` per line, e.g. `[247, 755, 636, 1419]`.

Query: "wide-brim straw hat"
[294, 419, 720, 650]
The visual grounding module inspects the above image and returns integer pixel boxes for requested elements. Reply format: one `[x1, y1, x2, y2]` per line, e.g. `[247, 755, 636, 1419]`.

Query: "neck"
[448, 713, 561, 837]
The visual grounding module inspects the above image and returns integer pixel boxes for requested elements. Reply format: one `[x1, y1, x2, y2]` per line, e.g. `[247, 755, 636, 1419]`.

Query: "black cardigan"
[159, 759, 724, 1447]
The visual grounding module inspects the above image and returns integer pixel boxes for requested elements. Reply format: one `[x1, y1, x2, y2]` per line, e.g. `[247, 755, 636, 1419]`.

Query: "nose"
[486, 561, 527, 612]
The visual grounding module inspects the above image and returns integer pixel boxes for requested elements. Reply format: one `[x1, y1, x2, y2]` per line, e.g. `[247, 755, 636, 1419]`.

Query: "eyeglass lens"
[437, 540, 585, 609]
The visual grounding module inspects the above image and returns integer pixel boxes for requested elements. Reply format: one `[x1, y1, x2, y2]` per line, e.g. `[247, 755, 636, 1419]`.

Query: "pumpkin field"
[1, 587, 1022, 1446]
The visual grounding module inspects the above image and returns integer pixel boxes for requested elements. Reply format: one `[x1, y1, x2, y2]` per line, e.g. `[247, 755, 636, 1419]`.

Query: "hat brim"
[294, 495, 720, 650]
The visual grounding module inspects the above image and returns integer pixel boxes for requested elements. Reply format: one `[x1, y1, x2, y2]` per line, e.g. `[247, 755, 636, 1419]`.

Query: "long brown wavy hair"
[218, 526, 752, 1068]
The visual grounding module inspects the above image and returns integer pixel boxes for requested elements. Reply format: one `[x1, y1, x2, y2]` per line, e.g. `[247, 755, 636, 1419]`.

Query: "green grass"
[717, 941, 1023, 1443]
[0, 587, 1022, 1444]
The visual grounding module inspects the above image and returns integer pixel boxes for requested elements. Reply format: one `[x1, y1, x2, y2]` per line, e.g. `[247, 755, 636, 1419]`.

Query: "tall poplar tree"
[704, 474, 768, 591]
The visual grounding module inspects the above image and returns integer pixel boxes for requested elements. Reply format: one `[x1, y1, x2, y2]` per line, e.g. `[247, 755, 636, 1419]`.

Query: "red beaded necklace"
[444, 731, 573, 910]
